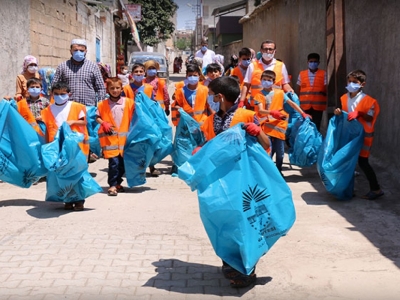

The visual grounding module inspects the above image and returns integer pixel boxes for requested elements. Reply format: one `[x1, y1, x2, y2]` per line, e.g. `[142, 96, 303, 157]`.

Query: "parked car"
[128, 52, 169, 82]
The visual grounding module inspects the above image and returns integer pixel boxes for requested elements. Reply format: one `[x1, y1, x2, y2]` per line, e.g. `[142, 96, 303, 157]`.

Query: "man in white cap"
[53, 38, 106, 106]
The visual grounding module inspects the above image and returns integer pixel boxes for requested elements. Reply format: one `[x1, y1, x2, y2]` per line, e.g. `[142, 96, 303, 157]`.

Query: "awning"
[211, 0, 247, 17]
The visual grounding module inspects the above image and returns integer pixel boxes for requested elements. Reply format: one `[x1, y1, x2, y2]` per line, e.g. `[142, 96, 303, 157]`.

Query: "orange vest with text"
[201, 108, 255, 141]
[41, 102, 89, 155]
[97, 97, 135, 158]
[299, 69, 327, 111]
[171, 84, 209, 126]
[17, 99, 43, 136]
[123, 83, 153, 99]
[340, 94, 380, 158]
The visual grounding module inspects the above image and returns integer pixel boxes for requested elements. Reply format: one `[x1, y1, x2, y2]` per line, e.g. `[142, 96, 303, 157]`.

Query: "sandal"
[230, 272, 257, 288]
[107, 187, 118, 196]
[116, 185, 125, 193]
[362, 190, 384, 200]
[222, 264, 241, 279]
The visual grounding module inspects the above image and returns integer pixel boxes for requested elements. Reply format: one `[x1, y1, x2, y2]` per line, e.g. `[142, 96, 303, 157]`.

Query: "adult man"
[195, 38, 215, 70]
[53, 38, 106, 107]
[239, 40, 294, 107]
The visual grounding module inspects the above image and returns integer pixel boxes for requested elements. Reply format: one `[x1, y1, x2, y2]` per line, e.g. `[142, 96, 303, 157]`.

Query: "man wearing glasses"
[239, 40, 294, 107]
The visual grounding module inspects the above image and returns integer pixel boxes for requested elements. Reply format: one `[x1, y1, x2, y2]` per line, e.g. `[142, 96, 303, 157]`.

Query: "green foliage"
[175, 38, 191, 50]
[128, 0, 178, 46]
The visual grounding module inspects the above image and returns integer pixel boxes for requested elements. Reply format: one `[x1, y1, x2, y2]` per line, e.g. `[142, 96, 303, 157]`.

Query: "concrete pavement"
[1, 73, 400, 300]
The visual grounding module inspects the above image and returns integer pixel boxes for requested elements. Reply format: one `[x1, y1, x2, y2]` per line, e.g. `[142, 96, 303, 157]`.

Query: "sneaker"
[64, 203, 74, 210]
[362, 190, 384, 200]
[73, 202, 85, 211]
[150, 166, 161, 177]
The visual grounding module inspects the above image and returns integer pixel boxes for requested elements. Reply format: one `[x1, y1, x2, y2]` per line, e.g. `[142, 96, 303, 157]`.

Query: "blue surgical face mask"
[72, 50, 85, 62]
[241, 59, 251, 67]
[147, 69, 157, 76]
[261, 79, 274, 89]
[187, 76, 199, 85]
[207, 94, 220, 112]
[54, 94, 69, 105]
[201, 46, 207, 52]
[133, 75, 145, 82]
[28, 87, 41, 97]
[308, 62, 319, 70]
[346, 82, 362, 93]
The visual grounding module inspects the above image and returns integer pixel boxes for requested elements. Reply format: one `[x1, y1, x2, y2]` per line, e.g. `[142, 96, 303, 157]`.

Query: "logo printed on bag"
[56, 183, 79, 201]
[23, 170, 40, 186]
[243, 184, 272, 235]
[0, 152, 11, 177]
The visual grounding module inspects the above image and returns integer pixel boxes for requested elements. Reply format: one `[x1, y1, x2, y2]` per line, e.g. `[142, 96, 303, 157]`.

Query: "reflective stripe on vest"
[102, 145, 124, 151]
[263, 122, 286, 134]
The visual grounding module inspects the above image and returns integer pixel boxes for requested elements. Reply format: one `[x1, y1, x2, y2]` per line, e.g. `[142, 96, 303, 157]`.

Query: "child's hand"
[238, 101, 245, 108]
[334, 108, 342, 115]
[66, 120, 75, 126]
[243, 122, 261, 136]
[101, 121, 113, 133]
[347, 110, 363, 121]
[36, 116, 42, 121]
[270, 110, 286, 120]
[301, 113, 312, 119]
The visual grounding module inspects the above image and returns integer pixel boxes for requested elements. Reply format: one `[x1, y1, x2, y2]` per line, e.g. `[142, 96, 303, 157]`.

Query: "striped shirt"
[26, 96, 50, 119]
[213, 103, 259, 135]
[53, 59, 106, 106]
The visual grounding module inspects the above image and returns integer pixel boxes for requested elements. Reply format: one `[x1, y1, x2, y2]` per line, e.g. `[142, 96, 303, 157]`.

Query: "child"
[41, 81, 89, 211]
[117, 65, 131, 87]
[203, 63, 222, 87]
[15, 55, 41, 100]
[251, 70, 310, 175]
[144, 60, 170, 116]
[96, 77, 135, 196]
[199, 76, 270, 288]
[121, 63, 153, 99]
[334, 70, 383, 200]
[230, 47, 252, 86]
[296, 53, 327, 131]
[171, 63, 211, 127]
[25, 78, 50, 121]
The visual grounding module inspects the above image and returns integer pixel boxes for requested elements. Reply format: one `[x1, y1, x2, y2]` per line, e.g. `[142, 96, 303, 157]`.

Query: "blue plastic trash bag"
[86, 106, 101, 157]
[284, 92, 302, 140]
[289, 117, 322, 167]
[136, 92, 173, 165]
[0, 100, 47, 187]
[41, 123, 101, 202]
[317, 112, 364, 200]
[178, 124, 296, 275]
[171, 108, 205, 168]
[124, 92, 162, 187]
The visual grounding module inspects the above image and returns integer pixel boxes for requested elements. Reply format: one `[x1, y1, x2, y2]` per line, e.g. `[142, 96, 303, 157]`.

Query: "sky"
[173, 0, 198, 30]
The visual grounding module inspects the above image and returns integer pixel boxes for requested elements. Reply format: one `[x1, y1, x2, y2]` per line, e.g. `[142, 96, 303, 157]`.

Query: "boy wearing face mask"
[117, 65, 131, 87]
[121, 63, 153, 99]
[239, 40, 293, 108]
[334, 70, 383, 200]
[24, 78, 49, 121]
[296, 53, 327, 131]
[171, 64, 211, 127]
[230, 48, 252, 86]
[252, 70, 310, 176]
[15, 55, 41, 100]
[41, 81, 89, 211]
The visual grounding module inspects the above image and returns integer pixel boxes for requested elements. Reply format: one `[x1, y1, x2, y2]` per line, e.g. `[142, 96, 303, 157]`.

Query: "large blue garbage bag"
[171, 108, 205, 168]
[86, 106, 101, 157]
[284, 92, 302, 140]
[136, 92, 173, 165]
[289, 117, 322, 167]
[41, 123, 102, 202]
[317, 112, 364, 200]
[124, 92, 162, 187]
[38, 67, 55, 97]
[0, 100, 47, 187]
[178, 124, 295, 275]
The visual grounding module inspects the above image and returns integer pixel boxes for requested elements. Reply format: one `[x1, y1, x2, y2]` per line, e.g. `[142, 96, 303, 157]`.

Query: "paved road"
[1, 72, 400, 300]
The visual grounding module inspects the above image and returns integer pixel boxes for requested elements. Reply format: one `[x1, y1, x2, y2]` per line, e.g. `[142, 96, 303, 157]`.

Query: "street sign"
[126, 4, 141, 21]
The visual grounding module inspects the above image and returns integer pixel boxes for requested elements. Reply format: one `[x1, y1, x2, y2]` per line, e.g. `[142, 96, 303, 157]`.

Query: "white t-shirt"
[117, 74, 130, 87]
[347, 91, 374, 116]
[244, 58, 290, 85]
[50, 101, 85, 127]
[195, 49, 215, 69]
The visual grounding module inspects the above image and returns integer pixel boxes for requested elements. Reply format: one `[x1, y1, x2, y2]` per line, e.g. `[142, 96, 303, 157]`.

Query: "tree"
[175, 38, 191, 51]
[128, 0, 178, 47]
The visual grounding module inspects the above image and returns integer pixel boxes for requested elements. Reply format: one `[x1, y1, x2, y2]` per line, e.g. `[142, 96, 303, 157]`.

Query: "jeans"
[108, 155, 125, 187]
[269, 137, 285, 172]
[358, 156, 380, 191]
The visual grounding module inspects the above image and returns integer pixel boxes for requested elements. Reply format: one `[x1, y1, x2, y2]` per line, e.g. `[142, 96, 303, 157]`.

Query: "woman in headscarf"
[15, 55, 41, 100]
[98, 62, 111, 86]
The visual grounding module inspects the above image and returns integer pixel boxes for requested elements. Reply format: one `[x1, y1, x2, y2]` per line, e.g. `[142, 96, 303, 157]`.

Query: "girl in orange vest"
[41, 81, 89, 211]
[334, 70, 383, 200]
[121, 63, 153, 99]
[197, 76, 270, 288]
[96, 77, 135, 196]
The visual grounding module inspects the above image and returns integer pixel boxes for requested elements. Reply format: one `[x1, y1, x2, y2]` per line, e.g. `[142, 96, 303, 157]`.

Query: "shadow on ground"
[143, 258, 272, 297]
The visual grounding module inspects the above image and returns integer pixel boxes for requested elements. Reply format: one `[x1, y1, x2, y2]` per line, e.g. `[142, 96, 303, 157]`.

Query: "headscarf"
[144, 60, 160, 71]
[22, 55, 38, 74]
[98, 62, 111, 77]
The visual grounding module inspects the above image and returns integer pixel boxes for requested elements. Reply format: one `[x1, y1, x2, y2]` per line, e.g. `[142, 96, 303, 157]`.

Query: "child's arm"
[67, 117, 86, 126]
[286, 99, 311, 118]
[257, 130, 271, 151]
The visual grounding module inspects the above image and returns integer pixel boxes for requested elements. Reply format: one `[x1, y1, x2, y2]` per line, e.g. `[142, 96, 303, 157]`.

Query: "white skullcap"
[71, 39, 87, 47]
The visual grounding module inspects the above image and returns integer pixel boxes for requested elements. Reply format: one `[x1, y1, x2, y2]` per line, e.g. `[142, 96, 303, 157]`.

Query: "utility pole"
[187, 0, 202, 48]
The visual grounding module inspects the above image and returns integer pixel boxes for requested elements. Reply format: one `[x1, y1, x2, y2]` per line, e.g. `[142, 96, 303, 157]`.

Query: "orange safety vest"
[171, 84, 209, 126]
[201, 108, 256, 141]
[17, 99, 43, 136]
[340, 94, 380, 158]
[299, 69, 327, 111]
[97, 97, 135, 158]
[153, 78, 166, 109]
[248, 90, 274, 118]
[250, 60, 284, 98]
[230, 66, 246, 86]
[41, 102, 89, 155]
[259, 89, 288, 140]
[123, 83, 153, 99]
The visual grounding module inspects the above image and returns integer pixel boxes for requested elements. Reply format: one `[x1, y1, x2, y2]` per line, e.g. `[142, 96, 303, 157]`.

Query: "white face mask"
[122, 70, 128, 74]
[262, 52, 275, 61]
[27, 66, 38, 73]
